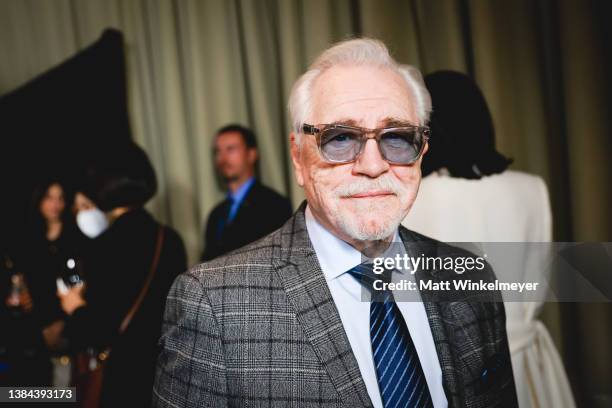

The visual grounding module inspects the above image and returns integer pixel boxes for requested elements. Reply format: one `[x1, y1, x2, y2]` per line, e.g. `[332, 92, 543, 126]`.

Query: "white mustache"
[334, 175, 404, 197]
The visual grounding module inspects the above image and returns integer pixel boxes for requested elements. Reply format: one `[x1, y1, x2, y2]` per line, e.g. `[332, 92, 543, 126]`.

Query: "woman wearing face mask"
[57, 142, 187, 407]
[72, 191, 113, 246]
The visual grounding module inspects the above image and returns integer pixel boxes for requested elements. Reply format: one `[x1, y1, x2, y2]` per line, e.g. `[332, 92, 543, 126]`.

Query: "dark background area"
[0, 30, 130, 253]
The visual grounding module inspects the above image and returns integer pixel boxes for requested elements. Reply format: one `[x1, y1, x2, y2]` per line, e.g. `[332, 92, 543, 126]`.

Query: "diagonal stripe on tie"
[347, 264, 433, 408]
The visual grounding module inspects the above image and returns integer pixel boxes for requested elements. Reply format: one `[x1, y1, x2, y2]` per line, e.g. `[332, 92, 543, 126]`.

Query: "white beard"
[330, 174, 409, 241]
[335, 207, 403, 241]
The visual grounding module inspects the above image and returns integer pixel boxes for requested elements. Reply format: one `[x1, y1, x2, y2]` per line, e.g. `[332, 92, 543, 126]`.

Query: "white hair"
[288, 38, 431, 141]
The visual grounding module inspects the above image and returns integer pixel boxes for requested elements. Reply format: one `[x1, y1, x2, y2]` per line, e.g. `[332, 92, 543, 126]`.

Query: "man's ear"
[247, 147, 258, 165]
[422, 141, 429, 156]
[290, 132, 305, 187]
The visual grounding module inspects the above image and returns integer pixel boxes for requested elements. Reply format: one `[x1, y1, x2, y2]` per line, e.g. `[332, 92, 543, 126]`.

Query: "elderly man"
[153, 39, 517, 408]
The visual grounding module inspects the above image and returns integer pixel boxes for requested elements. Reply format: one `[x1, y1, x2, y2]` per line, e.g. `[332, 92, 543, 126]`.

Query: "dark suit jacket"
[201, 180, 292, 261]
[154, 203, 517, 407]
[64, 209, 187, 407]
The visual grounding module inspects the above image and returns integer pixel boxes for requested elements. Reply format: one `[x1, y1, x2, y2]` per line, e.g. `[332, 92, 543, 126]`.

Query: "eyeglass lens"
[319, 127, 425, 164]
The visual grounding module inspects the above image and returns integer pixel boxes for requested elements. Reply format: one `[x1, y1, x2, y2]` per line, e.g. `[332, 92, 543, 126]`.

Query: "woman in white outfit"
[403, 71, 575, 408]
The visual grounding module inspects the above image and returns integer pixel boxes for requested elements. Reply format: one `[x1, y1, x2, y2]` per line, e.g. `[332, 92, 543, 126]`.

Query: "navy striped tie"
[348, 264, 433, 408]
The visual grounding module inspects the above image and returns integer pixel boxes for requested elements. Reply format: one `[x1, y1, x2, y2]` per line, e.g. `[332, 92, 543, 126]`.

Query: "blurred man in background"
[201, 124, 292, 260]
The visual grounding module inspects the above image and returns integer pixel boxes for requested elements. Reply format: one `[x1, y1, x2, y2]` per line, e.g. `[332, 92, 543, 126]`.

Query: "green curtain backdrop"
[1, 1, 610, 405]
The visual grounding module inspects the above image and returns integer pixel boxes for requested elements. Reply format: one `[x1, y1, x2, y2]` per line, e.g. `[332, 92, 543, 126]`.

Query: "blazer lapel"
[272, 203, 373, 407]
[400, 227, 463, 408]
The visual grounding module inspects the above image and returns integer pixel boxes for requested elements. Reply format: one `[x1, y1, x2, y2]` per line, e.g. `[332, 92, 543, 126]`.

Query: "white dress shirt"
[305, 206, 448, 408]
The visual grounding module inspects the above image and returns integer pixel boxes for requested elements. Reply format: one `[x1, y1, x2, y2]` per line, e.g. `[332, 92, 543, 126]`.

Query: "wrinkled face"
[214, 131, 257, 182]
[291, 65, 427, 245]
[40, 183, 65, 222]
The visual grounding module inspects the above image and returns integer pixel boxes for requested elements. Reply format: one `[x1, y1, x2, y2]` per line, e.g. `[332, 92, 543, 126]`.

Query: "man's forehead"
[317, 116, 418, 128]
[310, 65, 417, 124]
[324, 117, 417, 127]
[216, 131, 244, 144]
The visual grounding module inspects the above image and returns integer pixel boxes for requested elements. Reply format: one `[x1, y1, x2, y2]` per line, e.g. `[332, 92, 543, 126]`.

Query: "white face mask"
[76, 208, 109, 238]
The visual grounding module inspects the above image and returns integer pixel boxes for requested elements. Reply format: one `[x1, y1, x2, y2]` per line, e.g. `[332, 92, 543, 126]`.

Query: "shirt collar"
[305, 205, 403, 281]
[228, 176, 256, 203]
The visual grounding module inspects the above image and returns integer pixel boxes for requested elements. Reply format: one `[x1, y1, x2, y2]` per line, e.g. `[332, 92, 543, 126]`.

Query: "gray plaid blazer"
[152, 203, 517, 407]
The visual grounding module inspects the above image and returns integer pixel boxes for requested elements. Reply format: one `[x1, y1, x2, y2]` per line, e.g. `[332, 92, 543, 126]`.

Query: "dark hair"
[422, 71, 512, 179]
[216, 124, 257, 149]
[28, 178, 72, 238]
[80, 142, 157, 212]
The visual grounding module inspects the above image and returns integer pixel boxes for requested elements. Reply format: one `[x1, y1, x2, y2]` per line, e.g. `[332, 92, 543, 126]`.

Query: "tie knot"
[347, 263, 393, 291]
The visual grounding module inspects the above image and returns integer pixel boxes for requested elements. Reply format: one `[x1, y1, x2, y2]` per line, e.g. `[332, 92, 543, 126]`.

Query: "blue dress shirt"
[227, 176, 256, 223]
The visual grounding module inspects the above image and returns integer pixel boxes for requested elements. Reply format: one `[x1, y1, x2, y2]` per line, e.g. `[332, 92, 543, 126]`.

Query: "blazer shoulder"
[401, 225, 485, 258]
[187, 227, 281, 286]
[207, 200, 228, 218]
[400, 225, 438, 243]
[251, 182, 290, 205]
[400, 225, 498, 284]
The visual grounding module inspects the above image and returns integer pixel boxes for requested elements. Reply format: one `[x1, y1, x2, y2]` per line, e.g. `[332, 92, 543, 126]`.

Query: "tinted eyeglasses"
[302, 123, 430, 165]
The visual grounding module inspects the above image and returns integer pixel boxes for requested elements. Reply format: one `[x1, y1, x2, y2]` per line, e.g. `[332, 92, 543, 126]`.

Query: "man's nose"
[352, 139, 389, 178]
